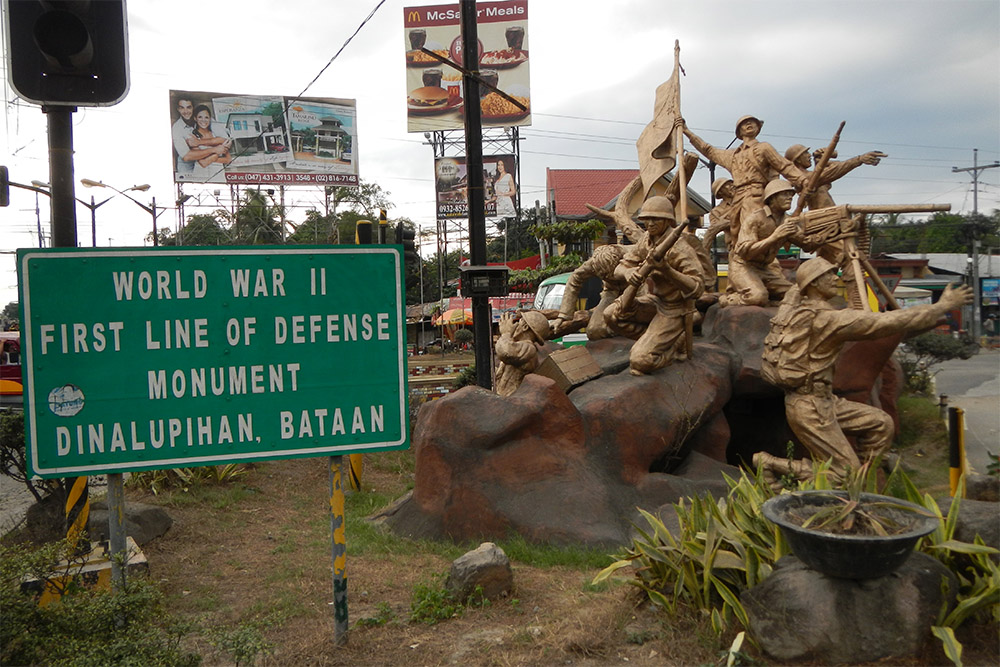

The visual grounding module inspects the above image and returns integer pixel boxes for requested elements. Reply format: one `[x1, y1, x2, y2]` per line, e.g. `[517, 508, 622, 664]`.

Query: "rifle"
[615, 221, 687, 314]
[791, 121, 845, 218]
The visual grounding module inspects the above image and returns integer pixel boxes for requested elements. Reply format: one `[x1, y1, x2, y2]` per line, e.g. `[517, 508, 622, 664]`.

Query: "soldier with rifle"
[720, 179, 798, 307]
[603, 196, 704, 375]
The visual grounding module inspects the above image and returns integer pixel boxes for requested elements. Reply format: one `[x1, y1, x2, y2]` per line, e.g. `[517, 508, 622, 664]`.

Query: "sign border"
[18, 246, 409, 478]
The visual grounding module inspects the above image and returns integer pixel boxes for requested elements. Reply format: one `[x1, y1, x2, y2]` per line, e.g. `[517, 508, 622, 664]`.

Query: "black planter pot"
[761, 491, 939, 579]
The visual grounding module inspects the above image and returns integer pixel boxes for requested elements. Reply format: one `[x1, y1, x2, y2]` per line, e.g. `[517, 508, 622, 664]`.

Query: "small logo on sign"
[48, 385, 84, 417]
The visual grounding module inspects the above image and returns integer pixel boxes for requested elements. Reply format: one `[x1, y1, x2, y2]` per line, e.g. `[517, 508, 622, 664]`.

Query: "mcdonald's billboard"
[403, 1, 530, 133]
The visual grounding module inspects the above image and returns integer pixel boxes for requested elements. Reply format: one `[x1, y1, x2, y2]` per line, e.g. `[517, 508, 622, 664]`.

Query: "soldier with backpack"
[755, 257, 972, 485]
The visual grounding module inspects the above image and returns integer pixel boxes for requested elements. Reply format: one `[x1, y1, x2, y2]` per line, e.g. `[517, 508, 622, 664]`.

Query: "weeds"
[410, 581, 462, 624]
[357, 601, 395, 628]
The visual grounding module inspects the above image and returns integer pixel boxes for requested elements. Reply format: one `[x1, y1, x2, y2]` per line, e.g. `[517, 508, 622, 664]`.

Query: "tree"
[487, 204, 546, 263]
[226, 189, 285, 245]
[158, 213, 229, 247]
[898, 331, 977, 394]
[287, 210, 339, 245]
[327, 179, 392, 219]
[1, 302, 18, 331]
[869, 210, 1000, 255]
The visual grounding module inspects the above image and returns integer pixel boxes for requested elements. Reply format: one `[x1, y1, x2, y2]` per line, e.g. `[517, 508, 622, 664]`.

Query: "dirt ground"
[136, 454, 743, 666]
[124, 450, 998, 667]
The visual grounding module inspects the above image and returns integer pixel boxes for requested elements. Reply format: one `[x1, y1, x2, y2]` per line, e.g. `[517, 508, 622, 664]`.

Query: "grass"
[895, 394, 951, 494]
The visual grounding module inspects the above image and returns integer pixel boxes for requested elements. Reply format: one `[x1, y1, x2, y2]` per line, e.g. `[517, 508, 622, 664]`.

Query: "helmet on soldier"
[520, 310, 550, 342]
[711, 178, 734, 198]
[784, 144, 810, 162]
[763, 179, 796, 202]
[795, 257, 837, 289]
[636, 195, 676, 221]
[589, 244, 625, 277]
[735, 115, 763, 137]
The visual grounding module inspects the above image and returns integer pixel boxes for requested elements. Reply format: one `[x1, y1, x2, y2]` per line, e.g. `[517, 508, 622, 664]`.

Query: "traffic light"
[394, 221, 417, 263]
[0, 166, 8, 207]
[3, 0, 130, 106]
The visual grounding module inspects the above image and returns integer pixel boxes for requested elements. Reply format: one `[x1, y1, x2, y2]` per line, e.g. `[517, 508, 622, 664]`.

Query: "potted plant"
[761, 463, 939, 579]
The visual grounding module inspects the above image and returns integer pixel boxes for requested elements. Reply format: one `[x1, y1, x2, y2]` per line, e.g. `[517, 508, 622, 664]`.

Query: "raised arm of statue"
[683, 125, 733, 170]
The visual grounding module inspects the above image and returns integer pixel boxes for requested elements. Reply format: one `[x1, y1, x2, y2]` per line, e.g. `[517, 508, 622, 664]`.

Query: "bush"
[593, 462, 999, 652]
[0, 410, 56, 502]
[453, 328, 474, 348]
[0, 540, 201, 666]
[899, 331, 976, 394]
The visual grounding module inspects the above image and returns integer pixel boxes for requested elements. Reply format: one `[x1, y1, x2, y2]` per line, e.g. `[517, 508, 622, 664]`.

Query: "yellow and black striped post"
[65, 476, 89, 554]
[378, 208, 388, 244]
[948, 407, 966, 497]
[347, 454, 363, 493]
[329, 456, 348, 645]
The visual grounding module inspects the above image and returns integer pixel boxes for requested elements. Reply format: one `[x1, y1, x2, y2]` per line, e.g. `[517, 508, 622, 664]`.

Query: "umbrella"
[434, 308, 473, 326]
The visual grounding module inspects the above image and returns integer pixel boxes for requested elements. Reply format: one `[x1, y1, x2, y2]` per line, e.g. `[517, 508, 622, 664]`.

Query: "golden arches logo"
[407, 10, 421, 22]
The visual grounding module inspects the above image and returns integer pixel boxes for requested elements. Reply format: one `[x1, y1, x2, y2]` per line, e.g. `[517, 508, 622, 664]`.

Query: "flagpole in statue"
[669, 41, 695, 358]
[672, 41, 688, 224]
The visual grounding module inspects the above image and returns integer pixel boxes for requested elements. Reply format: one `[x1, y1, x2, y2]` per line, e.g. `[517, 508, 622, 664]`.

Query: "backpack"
[760, 303, 818, 390]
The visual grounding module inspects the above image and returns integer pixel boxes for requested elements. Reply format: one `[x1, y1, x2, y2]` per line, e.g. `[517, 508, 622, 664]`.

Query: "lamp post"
[80, 179, 162, 245]
[30, 180, 48, 247]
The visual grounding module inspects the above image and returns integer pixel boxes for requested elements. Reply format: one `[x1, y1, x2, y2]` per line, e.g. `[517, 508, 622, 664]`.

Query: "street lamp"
[80, 180, 164, 246]
[30, 180, 49, 247]
[28, 179, 113, 247]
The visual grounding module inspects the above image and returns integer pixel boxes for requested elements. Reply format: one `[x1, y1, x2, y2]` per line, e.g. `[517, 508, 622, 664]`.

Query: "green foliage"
[1, 300, 19, 330]
[453, 328, 474, 347]
[0, 540, 201, 666]
[410, 581, 462, 624]
[227, 189, 285, 245]
[594, 462, 999, 645]
[126, 464, 251, 495]
[169, 213, 229, 246]
[496, 533, 613, 570]
[454, 364, 477, 389]
[286, 209, 338, 245]
[869, 210, 1000, 254]
[357, 601, 395, 628]
[528, 219, 606, 244]
[205, 616, 276, 666]
[900, 332, 977, 394]
[0, 410, 51, 502]
[508, 252, 584, 291]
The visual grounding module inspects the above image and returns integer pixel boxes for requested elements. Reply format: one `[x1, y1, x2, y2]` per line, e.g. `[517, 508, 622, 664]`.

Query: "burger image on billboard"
[408, 86, 451, 114]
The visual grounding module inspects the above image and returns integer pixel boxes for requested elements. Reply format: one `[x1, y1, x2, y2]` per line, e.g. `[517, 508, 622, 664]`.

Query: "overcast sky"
[2, 0, 998, 306]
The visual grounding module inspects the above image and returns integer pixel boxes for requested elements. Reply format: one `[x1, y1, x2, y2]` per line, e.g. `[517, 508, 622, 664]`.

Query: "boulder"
[445, 542, 514, 601]
[24, 496, 172, 546]
[382, 304, 908, 547]
[88, 500, 173, 546]
[743, 553, 958, 663]
[937, 496, 1000, 555]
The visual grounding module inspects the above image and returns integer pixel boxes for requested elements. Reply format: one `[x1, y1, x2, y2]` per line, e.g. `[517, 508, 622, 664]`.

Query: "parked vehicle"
[0, 331, 22, 410]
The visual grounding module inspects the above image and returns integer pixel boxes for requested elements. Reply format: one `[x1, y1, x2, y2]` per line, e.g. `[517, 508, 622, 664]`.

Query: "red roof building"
[545, 168, 711, 221]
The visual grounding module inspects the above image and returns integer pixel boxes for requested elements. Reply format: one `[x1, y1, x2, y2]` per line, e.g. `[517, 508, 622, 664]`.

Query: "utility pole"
[460, 0, 492, 389]
[952, 149, 1000, 341]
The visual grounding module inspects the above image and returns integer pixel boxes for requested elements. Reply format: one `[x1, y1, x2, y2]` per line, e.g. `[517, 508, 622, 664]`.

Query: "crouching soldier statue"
[755, 257, 972, 488]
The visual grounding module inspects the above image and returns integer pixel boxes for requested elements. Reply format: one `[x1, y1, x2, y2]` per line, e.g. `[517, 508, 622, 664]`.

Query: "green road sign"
[17, 246, 408, 478]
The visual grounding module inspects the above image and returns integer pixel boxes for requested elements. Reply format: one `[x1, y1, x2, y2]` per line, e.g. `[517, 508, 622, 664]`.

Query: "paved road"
[933, 348, 1000, 473]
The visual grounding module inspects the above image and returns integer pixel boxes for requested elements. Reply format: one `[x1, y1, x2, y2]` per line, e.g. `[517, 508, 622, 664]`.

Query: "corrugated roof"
[886, 253, 1000, 278]
[546, 169, 640, 217]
